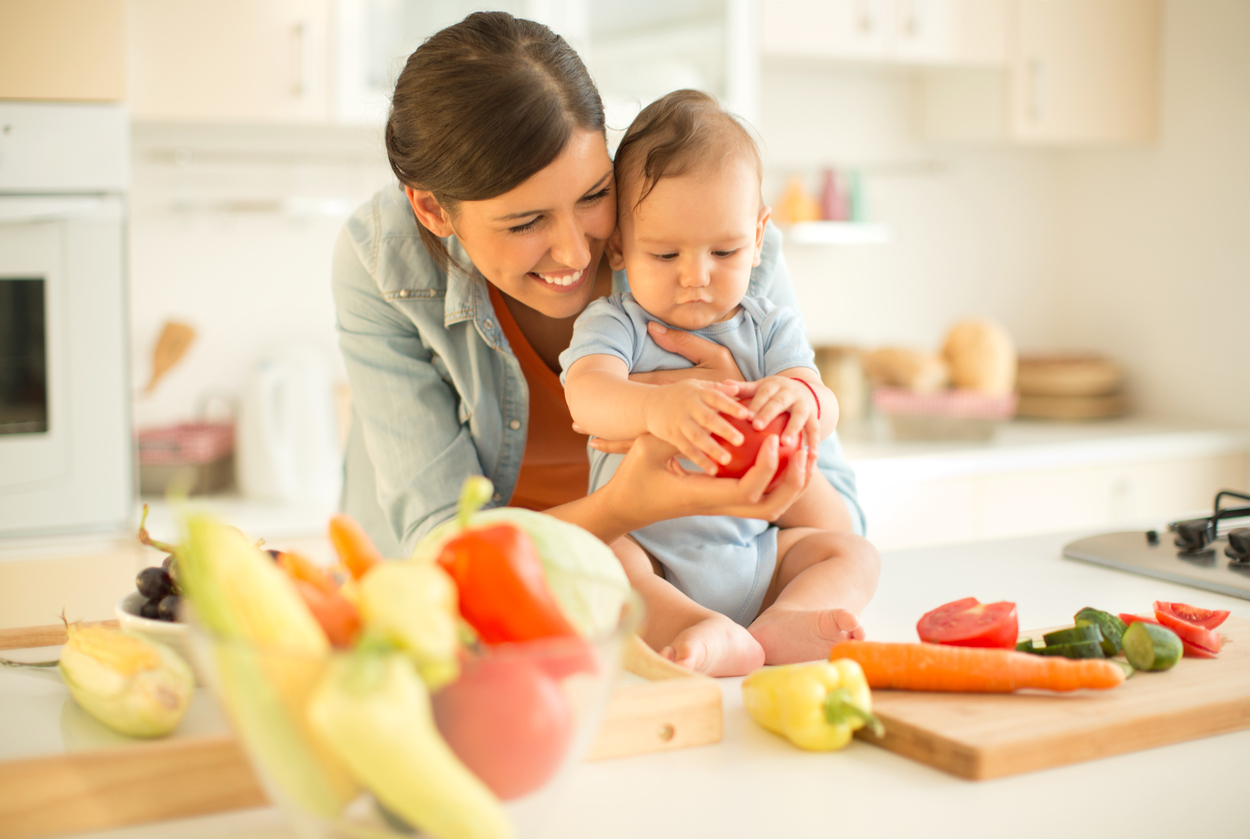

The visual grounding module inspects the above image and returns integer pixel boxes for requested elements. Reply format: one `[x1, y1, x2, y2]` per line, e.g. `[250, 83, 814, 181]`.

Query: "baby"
[559, 90, 878, 676]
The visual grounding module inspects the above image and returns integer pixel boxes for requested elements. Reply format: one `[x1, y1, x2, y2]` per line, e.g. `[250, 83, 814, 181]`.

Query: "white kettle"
[235, 347, 342, 505]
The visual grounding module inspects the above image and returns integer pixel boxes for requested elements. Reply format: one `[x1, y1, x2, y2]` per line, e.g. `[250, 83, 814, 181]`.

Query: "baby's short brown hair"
[614, 89, 762, 213]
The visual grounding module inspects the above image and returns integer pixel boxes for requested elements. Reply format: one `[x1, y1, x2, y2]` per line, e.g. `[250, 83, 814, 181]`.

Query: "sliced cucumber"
[1121, 621, 1182, 672]
[1042, 625, 1103, 647]
[1015, 638, 1036, 652]
[1034, 639, 1105, 659]
[1074, 607, 1127, 657]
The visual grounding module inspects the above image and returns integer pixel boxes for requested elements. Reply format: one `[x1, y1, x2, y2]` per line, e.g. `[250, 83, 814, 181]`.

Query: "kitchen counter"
[38, 528, 1250, 839]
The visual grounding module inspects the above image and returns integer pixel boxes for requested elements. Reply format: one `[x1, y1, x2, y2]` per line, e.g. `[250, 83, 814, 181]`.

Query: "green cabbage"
[411, 506, 630, 639]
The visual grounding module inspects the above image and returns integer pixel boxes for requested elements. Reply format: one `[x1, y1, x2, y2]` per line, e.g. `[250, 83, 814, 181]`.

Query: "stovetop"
[1064, 489, 1250, 600]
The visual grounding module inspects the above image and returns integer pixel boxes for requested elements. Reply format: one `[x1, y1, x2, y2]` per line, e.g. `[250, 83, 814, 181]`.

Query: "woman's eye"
[508, 217, 540, 234]
[582, 187, 611, 203]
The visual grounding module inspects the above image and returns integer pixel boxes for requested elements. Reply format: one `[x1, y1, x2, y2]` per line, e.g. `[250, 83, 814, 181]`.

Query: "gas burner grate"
[1064, 488, 1250, 600]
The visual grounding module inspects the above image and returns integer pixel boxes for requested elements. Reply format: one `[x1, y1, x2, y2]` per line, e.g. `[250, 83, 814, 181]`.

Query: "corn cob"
[58, 624, 192, 738]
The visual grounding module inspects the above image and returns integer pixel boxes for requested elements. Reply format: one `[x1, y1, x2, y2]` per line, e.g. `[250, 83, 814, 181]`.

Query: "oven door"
[0, 196, 133, 536]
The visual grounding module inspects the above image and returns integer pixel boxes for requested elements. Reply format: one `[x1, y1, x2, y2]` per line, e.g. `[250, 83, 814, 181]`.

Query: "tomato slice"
[1153, 601, 1230, 630]
[1181, 639, 1219, 659]
[1153, 607, 1222, 653]
[1118, 612, 1160, 627]
[916, 597, 1018, 649]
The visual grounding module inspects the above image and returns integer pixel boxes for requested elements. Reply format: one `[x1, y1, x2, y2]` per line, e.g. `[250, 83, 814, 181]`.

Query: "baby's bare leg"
[747, 528, 881, 664]
[610, 536, 764, 677]
[775, 470, 853, 533]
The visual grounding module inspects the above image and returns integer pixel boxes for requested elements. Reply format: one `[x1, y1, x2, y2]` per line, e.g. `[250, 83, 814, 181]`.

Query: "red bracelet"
[788, 377, 821, 419]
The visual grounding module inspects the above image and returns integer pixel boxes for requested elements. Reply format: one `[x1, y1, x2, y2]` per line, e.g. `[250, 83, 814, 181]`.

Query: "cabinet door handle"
[1028, 57, 1048, 123]
[290, 20, 308, 98]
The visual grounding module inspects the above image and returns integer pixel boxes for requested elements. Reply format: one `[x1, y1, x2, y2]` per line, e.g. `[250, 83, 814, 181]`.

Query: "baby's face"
[609, 157, 768, 332]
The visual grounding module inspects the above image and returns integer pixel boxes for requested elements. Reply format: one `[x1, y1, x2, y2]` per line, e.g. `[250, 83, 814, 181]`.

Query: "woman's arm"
[332, 222, 483, 555]
[749, 222, 867, 536]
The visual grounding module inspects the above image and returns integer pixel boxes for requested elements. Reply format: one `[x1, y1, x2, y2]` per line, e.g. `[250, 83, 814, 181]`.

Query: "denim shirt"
[332, 182, 865, 557]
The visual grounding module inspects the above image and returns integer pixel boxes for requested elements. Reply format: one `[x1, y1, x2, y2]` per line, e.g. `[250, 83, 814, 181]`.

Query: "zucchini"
[1074, 607, 1127, 656]
[1015, 638, 1035, 652]
[1042, 625, 1102, 647]
[1034, 640, 1105, 659]
[1121, 621, 1182, 672]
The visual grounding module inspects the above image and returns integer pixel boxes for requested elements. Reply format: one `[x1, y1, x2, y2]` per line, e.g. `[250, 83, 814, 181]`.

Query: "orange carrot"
[291, 579, 361, 649]
[277, 549, 339, 596]
[328, 513, 384, 580]
[828, 641, 1126, 693]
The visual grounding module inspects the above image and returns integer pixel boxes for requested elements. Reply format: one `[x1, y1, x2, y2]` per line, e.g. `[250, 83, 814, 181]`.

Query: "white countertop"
[40, 527, 1250, 839]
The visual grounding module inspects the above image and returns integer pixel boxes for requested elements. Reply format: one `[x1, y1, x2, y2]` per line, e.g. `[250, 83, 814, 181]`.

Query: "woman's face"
[430, 129, 616, 321]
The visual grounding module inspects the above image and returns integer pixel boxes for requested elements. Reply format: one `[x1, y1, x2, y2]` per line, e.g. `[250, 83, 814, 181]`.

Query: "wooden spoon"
[144, 321, 196, 395]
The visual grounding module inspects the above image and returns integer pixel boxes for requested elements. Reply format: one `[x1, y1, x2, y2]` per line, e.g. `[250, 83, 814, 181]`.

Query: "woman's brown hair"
[386, 11, 605, 271]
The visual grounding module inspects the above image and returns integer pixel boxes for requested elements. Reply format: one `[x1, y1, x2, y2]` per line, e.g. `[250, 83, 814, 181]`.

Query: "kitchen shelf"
[780, 221, 893, 245]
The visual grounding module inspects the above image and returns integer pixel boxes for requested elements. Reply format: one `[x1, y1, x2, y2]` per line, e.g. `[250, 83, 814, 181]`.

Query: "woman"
[332, 12, 865, 572]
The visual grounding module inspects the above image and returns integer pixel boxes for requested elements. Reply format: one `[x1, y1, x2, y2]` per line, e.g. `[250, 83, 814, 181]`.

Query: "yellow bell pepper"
[741, 659, 884, 751]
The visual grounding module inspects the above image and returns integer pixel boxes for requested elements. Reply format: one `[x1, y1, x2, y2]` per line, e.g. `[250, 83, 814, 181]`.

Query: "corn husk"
[178, 514, 357, 816]
[58, 624, 193, 738]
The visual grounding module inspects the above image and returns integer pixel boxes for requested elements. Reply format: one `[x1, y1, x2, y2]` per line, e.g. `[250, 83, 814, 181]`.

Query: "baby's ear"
[752, 206, 771, 267]
[606, 228, 626, 271]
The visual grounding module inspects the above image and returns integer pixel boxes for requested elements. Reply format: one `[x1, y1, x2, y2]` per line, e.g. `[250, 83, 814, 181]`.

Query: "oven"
[0, 102, 133, 537]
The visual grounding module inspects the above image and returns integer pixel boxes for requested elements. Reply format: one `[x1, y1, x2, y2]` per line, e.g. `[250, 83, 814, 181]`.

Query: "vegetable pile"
[177, 477, 630, 839]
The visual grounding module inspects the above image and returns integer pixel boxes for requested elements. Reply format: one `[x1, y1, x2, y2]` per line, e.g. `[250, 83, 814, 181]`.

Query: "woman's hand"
[603, 432, 818, 531]
[627, 322, 745, 385]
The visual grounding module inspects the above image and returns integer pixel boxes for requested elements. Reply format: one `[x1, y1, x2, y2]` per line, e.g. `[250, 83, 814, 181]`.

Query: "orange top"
[488, 285, 590, 511]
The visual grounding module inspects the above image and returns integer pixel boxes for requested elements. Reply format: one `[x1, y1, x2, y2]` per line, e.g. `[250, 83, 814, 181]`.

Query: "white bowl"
[115, 592, 204, 684]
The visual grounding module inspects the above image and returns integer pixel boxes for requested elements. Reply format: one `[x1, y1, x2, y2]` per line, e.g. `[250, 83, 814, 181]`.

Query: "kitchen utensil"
[1063, 489, 1250, 599]
[856, 616, 1250, 780]
[143, 321, 196, 395]
[235, 347, 342, 505]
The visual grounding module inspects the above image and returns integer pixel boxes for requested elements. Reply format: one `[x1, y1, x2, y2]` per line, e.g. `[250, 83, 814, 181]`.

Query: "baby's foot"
[660, 613, 765, 677]
[748, 607, 865, 665]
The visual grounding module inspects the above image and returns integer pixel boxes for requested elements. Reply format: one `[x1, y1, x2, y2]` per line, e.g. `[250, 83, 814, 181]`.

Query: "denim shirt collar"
[443, 236, 508, 352]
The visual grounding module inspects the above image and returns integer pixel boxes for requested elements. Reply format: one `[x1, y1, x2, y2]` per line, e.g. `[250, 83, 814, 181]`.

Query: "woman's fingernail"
[648, 322, 667, 334]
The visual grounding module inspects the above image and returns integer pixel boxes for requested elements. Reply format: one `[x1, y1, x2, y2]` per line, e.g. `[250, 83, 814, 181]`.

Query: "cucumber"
[1074, 607, 1127, 656]
[1042, 625, 1103, 647]
[1034, 639, 1105, 659]
[1015, 638, 1035, 652]
[1121, 621, 1183, 671]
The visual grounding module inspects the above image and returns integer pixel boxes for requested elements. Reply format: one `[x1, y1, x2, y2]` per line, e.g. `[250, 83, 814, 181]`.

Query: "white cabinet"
[1008, 0, 1161, 144]
[127, 0, 332, 123]
[761, 0, 1007, 66]
[0, 0, 125, 102]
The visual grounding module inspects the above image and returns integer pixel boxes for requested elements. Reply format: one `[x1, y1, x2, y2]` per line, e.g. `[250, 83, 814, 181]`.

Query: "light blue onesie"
[558, 292, 818, 626]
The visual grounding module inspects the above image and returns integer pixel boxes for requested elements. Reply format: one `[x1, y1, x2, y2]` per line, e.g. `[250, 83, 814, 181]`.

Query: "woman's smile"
[530, 267, 588, 290]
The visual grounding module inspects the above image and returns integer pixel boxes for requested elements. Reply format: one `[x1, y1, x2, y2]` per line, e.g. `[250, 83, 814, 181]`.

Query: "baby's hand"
[729, 376, 820, 452]
[644, 380, 753, 475]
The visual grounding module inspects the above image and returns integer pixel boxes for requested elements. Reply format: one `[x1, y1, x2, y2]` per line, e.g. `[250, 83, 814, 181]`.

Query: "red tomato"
[1121, 612, 1217, 658]
[1153, 605, 1222, 653]
[431, 655, 574, 800]
[916, 597, 1019, 649]
[713, 399, 798, 483]
[1153, 600, 1230, 630]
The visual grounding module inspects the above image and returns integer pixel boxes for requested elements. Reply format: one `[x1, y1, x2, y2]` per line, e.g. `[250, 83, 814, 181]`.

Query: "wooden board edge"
[584, 676, 724, 761]
[0, 735, 266, 839]
[856, 714, 983, 780]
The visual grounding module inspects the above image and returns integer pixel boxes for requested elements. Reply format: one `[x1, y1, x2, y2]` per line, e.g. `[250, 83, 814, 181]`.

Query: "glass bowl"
[190, 586, 642, 839]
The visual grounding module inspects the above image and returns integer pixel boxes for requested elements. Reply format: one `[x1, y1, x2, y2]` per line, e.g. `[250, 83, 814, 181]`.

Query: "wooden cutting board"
[855, 617, 1250, 780]
[0, 629, 719, 839]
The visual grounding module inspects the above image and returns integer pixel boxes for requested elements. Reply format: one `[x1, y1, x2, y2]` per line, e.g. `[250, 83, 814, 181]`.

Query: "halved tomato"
[1153, 601, 1230, 630]
[1153, 605, 1222, 653]
[916, 597, 1018, 649]
[1180, 639, 1219, 659]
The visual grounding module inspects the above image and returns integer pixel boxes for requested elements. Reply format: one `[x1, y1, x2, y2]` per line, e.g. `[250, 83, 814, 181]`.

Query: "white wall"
[128, 123, 394, 430]
[1057, 0, 1250, 426]
[757, 60, 1066, 354]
